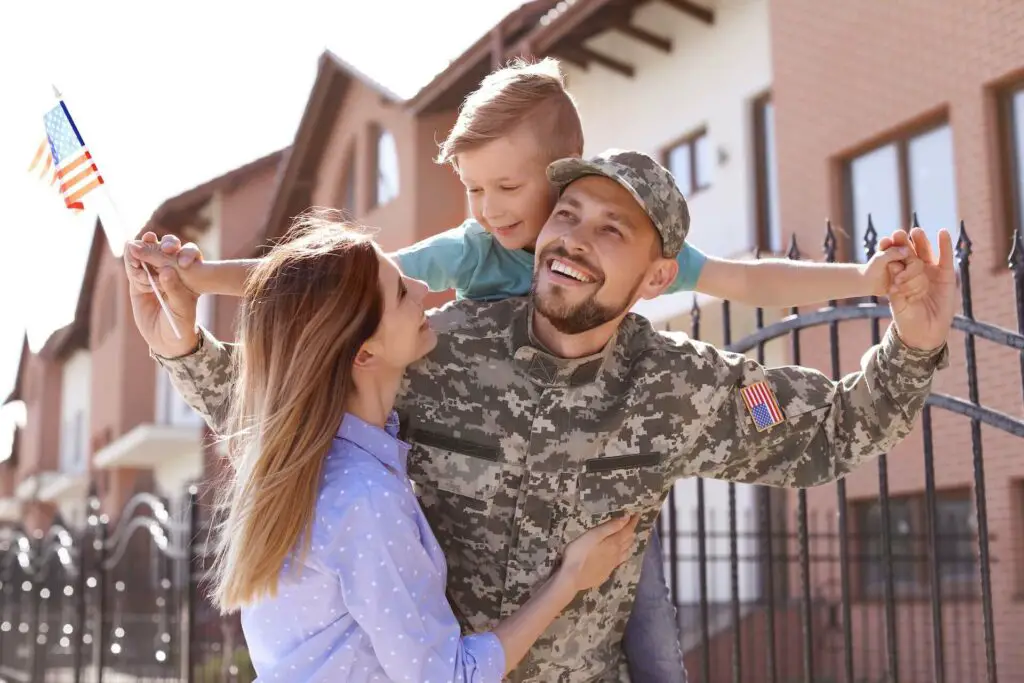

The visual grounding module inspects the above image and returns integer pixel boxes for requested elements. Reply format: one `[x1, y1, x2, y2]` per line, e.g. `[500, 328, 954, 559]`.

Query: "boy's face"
[455, 127, 559, 252]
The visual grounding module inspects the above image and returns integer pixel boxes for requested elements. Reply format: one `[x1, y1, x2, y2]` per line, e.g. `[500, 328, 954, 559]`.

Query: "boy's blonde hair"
[436, 57, 584, 166]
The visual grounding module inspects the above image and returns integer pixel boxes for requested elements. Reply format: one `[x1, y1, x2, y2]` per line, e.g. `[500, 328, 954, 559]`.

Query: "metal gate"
[661, 220, 1024, 683]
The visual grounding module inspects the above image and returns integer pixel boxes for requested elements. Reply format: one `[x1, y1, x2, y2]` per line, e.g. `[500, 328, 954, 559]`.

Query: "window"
[1003, 87, 1024, 247]
[60, 411, 86, 474]
[372, 127, 400, 208]
[846, 122, 957, 262]
[753, 95, 782, 252]
[664, 128, 714, 198]
[854, 490, 976, 599]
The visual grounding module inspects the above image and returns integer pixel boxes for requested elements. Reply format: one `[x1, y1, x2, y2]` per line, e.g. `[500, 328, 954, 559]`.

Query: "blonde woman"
[133, 217, 637, 682]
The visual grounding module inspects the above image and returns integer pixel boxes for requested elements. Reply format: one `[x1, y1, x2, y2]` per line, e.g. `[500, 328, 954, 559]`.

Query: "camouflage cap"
[547, 149, 690, 257]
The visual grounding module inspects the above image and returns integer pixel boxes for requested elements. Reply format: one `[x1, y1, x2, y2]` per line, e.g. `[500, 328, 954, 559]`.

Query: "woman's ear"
[353, 346, 376, 368]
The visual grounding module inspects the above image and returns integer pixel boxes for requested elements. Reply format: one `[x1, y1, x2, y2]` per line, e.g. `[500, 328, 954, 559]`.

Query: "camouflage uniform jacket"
[155, 297, 946, 682]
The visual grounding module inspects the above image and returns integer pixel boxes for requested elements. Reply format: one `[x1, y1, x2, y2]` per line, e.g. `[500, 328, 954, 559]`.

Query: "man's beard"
[530, 245, 643, 335]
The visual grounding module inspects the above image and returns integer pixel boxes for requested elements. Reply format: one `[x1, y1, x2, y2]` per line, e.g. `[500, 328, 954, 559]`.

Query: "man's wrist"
[891, 322, 947, 356]
[150, 328, 203, 361]
[883, 323, 950, 372]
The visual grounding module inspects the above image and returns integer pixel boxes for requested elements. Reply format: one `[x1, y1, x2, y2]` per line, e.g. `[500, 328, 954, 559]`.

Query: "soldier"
[125, 149, 956, 682]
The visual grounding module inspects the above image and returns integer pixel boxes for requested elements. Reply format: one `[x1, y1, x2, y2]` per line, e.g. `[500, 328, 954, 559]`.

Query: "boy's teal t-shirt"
[394, 219, 707, 302]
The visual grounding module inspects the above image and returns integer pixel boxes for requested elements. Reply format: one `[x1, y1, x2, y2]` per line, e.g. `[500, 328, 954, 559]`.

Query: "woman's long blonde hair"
[210, 211, 383, 612]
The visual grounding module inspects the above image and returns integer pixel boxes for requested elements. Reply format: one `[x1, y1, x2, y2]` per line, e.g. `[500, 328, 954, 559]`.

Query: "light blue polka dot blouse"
[241, 411, 505, 682]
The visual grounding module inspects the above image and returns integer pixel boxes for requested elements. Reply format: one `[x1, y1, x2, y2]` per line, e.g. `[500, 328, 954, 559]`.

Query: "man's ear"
[638, 258, 679, 300]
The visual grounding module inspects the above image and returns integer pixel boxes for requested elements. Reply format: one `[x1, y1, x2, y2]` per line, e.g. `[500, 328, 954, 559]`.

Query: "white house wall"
[564, 0, 773, 326]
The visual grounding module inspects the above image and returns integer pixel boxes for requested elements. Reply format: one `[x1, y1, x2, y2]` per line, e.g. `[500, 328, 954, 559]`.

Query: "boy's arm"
[169, 221, 481, 297]
[691, 245, 910, 308]
[664, 242, 708, 294]
[187, 235, 471, 297]
[147, 237, 256, 298]
[391, 223, 479, 293]
[181, 259, 259, 297]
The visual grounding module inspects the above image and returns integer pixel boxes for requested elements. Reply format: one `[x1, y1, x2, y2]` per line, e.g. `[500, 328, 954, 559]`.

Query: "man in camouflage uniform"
[126, 149, 956, 682]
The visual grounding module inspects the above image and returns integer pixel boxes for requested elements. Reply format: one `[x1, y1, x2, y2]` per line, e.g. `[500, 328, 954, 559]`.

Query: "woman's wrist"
[549, 565, 580, 606]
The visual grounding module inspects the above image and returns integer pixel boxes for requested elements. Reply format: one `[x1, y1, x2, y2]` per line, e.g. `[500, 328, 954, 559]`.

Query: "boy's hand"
[878, 230, 933, 303]
[127, 236, 205, 297]
[157, 233, 205, 270]
[127, 234, 252, 298]
[860, 230, 916, 297]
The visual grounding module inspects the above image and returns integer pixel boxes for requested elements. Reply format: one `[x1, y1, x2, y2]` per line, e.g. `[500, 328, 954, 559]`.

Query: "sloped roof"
[260, 2, 561, 244]
[406, 0, 560, 114]
[139, 147, 287, 238]
[2, 335, 29, 406]
[259, 50, 364, 246]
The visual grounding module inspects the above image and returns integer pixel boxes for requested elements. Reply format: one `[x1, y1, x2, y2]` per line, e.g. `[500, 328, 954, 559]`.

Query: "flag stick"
[102, 190, 184, 340]
[50, 84, 182, 340]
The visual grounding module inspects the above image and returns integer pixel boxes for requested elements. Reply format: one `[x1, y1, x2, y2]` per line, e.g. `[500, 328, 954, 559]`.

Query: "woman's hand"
[559, 514, 640, 592]
[490, 513, 640, 674]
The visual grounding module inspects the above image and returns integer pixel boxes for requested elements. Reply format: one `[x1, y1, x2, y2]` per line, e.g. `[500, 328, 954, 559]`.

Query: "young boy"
[157, 58, 909, 682]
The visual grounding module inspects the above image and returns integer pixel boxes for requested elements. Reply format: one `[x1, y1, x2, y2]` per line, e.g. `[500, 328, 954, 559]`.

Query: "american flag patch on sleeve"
[740, 381, 785, 431]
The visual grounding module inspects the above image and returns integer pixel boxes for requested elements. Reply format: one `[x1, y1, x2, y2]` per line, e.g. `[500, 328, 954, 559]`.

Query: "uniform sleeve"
[664, 241, 708, 294]
[326, 485, 505, 683]
[673, 323, 947, 487]
[393, 224, 480, 293]
[151, 326, 236, 435]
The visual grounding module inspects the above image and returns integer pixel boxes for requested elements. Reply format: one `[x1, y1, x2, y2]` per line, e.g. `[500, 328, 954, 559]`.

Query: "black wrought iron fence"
[660, 219, 1024, 683]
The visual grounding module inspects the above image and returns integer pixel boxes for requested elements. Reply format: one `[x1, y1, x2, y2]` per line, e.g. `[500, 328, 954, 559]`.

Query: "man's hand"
[888, 227, 958, 351]
[123, 232, 201, 358]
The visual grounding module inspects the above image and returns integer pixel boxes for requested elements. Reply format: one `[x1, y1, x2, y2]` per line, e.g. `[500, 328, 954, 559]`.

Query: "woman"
[209, 214, 638, 682]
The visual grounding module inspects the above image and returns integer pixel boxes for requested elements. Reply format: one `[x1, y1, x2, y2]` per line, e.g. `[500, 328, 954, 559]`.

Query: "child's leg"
[623, 524, 688, 682]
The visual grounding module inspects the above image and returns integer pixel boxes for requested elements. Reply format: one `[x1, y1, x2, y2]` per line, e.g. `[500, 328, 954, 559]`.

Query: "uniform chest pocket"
[577, 453, 666, 520]
[407, 429, 506, 553]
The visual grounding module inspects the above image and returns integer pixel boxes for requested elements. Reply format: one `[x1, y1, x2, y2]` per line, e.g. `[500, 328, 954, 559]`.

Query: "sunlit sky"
[0, 0, 526, 458]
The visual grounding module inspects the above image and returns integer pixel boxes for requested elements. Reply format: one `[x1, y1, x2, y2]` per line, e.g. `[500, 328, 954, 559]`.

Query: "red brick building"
[770, 1, 1024, 679]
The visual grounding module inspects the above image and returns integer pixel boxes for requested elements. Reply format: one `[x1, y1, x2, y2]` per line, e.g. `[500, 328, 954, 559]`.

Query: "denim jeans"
[623, 525, 687, 682]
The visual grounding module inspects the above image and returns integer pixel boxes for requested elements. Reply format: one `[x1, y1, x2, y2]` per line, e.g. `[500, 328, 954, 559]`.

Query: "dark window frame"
[840, 114, 952, 264]
[340, 141, 358, 217]
[369, 124, 400, 210]
[752, 91, 781, 253]
[852, 489, 978, 602]
[997, 79, 1024, 268]
[661, 127, 713, 200]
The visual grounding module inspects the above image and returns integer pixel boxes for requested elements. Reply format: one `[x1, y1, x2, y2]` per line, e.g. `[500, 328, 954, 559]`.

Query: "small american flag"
[27, 99, 104, 212]
[740, 380, 785, 431]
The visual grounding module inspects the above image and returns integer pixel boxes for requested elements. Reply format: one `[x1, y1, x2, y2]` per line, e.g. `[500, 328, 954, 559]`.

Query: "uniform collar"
[333, 411, 409, 475]
[509, 304, 618, 388]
